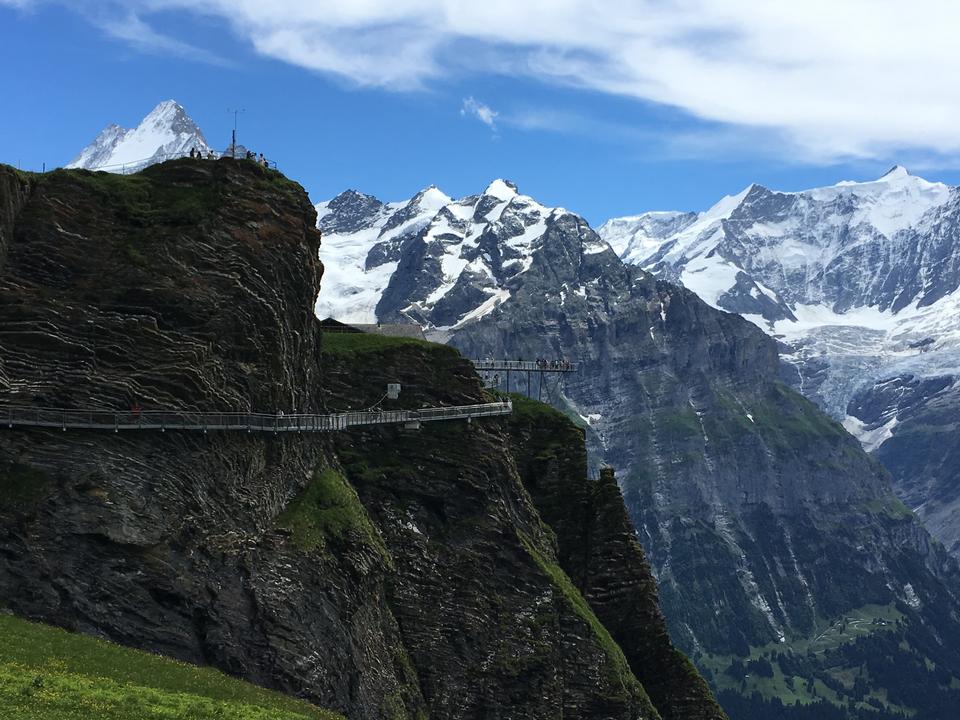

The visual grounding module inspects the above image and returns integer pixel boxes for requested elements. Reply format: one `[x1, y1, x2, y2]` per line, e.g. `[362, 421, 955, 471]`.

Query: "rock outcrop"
[505, 396, 724, 720]
[0, 159, 721, 719]
[0, 159, 410, 716]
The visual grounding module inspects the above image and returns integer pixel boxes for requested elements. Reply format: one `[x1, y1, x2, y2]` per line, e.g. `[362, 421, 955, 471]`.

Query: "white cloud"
[16, 0, 960, 161]
[96, 11, 231, 66]
[3, 1, 229, 65]
[461, 97, 498, 129]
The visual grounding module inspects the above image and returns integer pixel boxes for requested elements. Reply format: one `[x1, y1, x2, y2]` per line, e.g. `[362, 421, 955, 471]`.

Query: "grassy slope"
[517, 530, 658, 719]
[0, 613, 341, 720]
[319, 331, 450, 356]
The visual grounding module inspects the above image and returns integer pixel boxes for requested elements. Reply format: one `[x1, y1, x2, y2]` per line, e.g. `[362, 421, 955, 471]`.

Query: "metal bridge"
[0, 401, 512, 434]
[470, 360, 576, 401]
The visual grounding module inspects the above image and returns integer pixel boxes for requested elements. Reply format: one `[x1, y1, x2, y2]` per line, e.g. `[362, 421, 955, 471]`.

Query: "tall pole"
[227, 108, 245, 158]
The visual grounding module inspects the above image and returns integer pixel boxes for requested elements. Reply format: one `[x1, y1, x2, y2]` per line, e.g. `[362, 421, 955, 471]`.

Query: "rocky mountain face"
[505, 397, 721, 720]
[66, 100, 215, 173]
[317, 181, 960, 718]
[600, 168, 960, 557]
[0, 159, 723, 719]
[315, 179, 609, 330]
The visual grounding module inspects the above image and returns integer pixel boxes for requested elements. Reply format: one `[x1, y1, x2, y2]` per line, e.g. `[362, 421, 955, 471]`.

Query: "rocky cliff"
[505, 396, 723, 720]
[0, 159, 721, 719]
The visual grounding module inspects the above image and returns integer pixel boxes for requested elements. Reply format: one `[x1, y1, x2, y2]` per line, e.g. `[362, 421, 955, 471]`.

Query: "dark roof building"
[319, 317, 427, 340]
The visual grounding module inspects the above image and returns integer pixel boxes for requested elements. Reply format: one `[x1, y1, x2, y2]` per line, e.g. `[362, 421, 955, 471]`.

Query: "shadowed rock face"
[320, 337, 724, 720]
[0, 159, 323, 414]
[505, 397, 725, 720]
[0, 160, 722, 719]
[0, 160, 417, 715]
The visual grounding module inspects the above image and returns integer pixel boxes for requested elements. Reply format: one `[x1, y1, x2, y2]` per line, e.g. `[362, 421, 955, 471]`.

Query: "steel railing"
[471, 360, 576, 372]
[0, 401, 512, 434]
[72, 151, 279, 175]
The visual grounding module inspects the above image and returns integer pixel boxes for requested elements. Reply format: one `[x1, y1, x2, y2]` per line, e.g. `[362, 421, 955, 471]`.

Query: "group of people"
[534, 358, 572, 370]
[186, 147, 272, 168]
[188, 147, 216, 160]
[243, 150, 271, 168]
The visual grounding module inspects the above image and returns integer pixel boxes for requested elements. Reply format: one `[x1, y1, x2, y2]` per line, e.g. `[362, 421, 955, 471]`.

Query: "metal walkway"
[472, 360, 576, 373]
[470, 360, 576, 401]
[0, 401, 512, 434]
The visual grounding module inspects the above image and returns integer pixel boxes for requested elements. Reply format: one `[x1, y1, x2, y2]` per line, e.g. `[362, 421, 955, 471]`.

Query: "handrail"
[70, 151, 279, 174]
[472, 360, 576, 372]
[0, 401, 512, 433]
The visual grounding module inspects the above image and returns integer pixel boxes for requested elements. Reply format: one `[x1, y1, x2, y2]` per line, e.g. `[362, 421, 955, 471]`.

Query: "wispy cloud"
[13, 0, 960, 163]
[3, 1, 229, 66]
[461, 97, 498, 130]
[95, 10, 231, 66]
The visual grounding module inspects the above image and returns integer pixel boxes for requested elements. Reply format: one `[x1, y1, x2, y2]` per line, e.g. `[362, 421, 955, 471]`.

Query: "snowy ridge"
[599, 167, 960, 448]
[315, 188, 449, 323]
[602, 168, 955, 316]
[316, 179, 612, 329]
[67, 100, 214, 173]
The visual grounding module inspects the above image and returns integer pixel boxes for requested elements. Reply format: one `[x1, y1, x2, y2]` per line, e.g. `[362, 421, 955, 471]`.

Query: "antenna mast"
[227, 108, 246, 158]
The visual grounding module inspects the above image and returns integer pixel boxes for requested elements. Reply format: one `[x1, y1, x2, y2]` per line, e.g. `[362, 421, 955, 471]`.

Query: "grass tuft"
[278, 467, 390, 562]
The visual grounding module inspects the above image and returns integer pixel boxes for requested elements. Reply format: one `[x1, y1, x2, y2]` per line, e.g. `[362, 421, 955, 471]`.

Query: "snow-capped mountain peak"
[315, 180, 613, 329]
[137, 100, 199, 137]
[483, 178, 519, 202]
[66, 100, 214, 173]
[879, 164, 911, 181]
[409, 185, 452, 213]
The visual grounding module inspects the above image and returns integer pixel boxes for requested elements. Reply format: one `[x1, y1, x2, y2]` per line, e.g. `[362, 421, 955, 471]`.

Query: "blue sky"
[3, 0, 960, 224]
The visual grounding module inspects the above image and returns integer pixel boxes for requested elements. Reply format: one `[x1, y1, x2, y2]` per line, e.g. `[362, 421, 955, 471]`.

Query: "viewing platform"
[470, 359, 577, 401]
[471, 360, 576, 373]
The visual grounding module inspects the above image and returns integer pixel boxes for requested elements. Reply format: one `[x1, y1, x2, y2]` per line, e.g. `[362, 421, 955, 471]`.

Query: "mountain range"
[599, 168, 960, 556]
[314, 177, 960, 719]
[55, 100, 960, 719]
